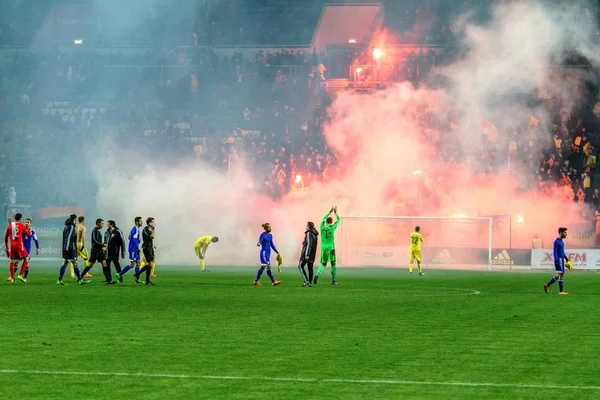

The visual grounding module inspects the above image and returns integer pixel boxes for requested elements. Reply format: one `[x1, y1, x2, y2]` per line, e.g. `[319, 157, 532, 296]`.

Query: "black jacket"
[62, 219, 77, 252]
[105, 227, 125, 259]
[90, 227, 104, 251]
[300, 227, 319, 262]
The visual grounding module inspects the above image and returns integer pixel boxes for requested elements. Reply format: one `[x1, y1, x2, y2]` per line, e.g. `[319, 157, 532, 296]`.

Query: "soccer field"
[1, 265, 599, 400]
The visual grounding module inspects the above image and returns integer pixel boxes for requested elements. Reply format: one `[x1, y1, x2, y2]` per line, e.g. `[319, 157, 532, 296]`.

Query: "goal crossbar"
[338, 216, 494, 270]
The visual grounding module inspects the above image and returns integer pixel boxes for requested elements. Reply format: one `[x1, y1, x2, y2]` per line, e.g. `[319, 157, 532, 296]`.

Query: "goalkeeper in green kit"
[314, 206, 340, 285]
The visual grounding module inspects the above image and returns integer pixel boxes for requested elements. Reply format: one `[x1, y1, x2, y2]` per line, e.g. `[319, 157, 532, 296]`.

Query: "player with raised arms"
[544, 227, 572, 295]
[253, 223, 282, 286]
[194, 235, 219, 272]
[314, 206, 340, 285]
[409, 226, 424, 276]
[5, 213, 32, 283]
[21, 218, 40, 282]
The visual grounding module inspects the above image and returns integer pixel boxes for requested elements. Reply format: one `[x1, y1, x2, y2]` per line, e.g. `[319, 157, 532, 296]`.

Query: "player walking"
[134, 217, 155, 285]
[314, 207, 340, 285]
[104, 220, 125, 284]
[253, 223, 282, 286]
[21, 218, 40, 282]
[71, 216, 92, 279]
[115, 217, 143, 282]
[298, 221, 318, 286]
[544, 227, 572, 295]
[57, 214, 87, 285]
[194, 235, 219, 272]
[4, 213, 31, 283]
[80, 219, 108, 282]
[409, 226, 424, 276]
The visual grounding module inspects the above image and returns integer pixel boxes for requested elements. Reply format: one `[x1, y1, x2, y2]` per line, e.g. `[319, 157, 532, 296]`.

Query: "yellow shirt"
[195, 236, 212, 248]
[410, 232, 423, 250]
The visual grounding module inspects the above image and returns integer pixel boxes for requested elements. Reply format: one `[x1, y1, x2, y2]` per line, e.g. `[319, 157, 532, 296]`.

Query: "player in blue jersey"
[115, 216, 143, 283]
[544, 227, 572, 295]
[253, 223, 282, 286]
[21, 218, 40, 282]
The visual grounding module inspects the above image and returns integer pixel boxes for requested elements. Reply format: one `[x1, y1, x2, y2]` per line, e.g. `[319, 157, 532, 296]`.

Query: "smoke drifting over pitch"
[93, 1, 600, 265]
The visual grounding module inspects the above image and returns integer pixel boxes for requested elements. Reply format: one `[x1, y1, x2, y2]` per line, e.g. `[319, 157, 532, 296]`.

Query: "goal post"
[338, 216, 494, 270]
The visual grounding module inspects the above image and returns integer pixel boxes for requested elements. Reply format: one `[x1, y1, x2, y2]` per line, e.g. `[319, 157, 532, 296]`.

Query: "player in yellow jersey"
[409, 226, 424, 276]
[72, 216, 92, 279]
[194, 236, 219, 271]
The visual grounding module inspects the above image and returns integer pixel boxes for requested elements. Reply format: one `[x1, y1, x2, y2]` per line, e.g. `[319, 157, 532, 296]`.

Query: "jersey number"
[411, 236, 419, 245]
[12, 226, 18, 240]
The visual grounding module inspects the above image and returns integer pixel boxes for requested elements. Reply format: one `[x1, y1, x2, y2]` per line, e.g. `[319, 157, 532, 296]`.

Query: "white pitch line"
[0, 370, 598, 391]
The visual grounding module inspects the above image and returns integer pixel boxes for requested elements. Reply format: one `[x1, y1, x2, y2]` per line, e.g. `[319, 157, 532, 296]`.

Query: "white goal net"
[338, 216, 493, 269]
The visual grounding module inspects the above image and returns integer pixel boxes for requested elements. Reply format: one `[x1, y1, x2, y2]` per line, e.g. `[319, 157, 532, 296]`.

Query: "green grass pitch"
[1, 264, 599, 399]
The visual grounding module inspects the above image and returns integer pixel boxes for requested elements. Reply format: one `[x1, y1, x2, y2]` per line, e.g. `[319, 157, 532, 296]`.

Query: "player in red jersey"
[4, 213, 31, 283]
[4, 217, 12, 281]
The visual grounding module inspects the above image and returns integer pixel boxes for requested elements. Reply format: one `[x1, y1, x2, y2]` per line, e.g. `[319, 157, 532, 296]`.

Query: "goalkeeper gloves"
[565, 260, 573, 270]
[276, 254, 284, 272]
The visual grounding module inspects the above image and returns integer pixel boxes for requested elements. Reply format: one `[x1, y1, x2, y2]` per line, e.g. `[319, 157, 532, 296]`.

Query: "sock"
[255, 268, 264, 281]
[24, 267, 30, 279]
[73, 266, 82, 280]
[558, 279, 564, 292]
[145, 266, 151, 283]
[199, 259, 205, 271]
[134, 265, 140, 275]
[316, 265, 325, 276]
[120, 265, 131, 275]
[9, 262, 15, 279]
[409, 263, 413, 273]
[150, 262, 156, 275]
[58, 265, 67, 281]
[266, 268, 275, 283]
[331, 264, 337, 281]
[547, 276, 557, 286]
[102, 266, 111, 282]
[70, 263, 75, 276]
[19, 261, 28, 276]
[417, 263, 422, 273]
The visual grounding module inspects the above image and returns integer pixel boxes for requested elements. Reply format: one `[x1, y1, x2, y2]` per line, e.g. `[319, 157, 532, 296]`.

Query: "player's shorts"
[260, 250, 271, 266]
[62, 249, 77, 262]
[9, 245, 28, 260]
[554, 260, 565, 274]
[89, 248, 105, 264]
[129, 251, 141, 262]
[410, 248, 421, 262]
[142, 247, 155, 263]
[77, 243, 88, 261]
[320, 246, 336, 265]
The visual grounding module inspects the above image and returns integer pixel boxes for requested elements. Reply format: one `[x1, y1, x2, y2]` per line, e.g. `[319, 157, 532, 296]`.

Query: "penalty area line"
[0, 370, 598, 391]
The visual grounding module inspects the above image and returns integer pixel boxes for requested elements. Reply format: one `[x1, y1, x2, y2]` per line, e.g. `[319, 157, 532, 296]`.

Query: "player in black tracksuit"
[80, 219, 108, 283]
[104, 220, 125, 283]
[298, 221, 319, 287]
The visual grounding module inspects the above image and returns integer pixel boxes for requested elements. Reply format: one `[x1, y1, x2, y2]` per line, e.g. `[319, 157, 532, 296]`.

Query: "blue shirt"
[23, 229, 39, 254]
[553, 238, 567, 263]
[128, 226, 141, 253]
[258, 232, 279, 254]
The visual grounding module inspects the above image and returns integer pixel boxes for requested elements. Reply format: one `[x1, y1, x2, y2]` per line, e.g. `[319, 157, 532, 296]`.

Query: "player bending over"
[57, 214, 88, 285]
[544, 227, 572, 295]
[314, 207, 340, 285]
[253, 223, 282, 286]
[71, 216, 92, 279]
[298, 221, 318, 286]
[409, 226, 424, 276]
[194, 236, 219, 271]
[5, 213, 31, 283]
[21, 218, 40, 282]
[116, 217, 143, 282]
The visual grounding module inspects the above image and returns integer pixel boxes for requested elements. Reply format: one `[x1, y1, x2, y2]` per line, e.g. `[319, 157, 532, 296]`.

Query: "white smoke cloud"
[93, 1, 600, 266]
